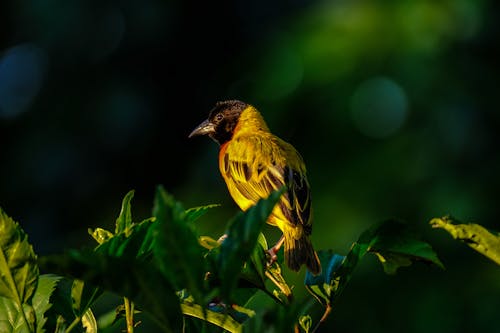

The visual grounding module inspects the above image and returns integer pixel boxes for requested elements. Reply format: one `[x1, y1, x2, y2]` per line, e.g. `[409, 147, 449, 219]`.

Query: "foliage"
[430, 216, 500, 266]
[0, 188, 460, 332]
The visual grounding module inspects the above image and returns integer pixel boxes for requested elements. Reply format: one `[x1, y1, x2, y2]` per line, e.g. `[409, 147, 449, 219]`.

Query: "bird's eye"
[215, 113, 224, 122]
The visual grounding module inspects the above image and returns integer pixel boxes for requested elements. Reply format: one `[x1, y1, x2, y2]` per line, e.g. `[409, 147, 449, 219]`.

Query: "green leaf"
[115, 190, 135, 235]
[42, 278, 78, 332]
[31, 274, 61, 333]
[430, 216, 500, 265]
[153, 186, 207, 304]
[218, 188, 284, 301]
[180, 301, 243, 333]
[95, 218, 156, 259]
[39, 251, 182, 332]
[0, 297, 36, 333]
[0, 208, 39, 305]
[305, 220, 443, 307]
[185, 204, 221, 224]
[0, 208, 38, 332]
[363, 219, 444, 274]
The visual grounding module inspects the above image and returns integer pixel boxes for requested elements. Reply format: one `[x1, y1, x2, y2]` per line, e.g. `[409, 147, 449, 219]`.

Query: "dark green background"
[1, 1, 499, 332]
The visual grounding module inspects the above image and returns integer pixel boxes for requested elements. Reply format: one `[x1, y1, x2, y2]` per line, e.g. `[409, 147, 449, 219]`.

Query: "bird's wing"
[221, 136, 312, 231]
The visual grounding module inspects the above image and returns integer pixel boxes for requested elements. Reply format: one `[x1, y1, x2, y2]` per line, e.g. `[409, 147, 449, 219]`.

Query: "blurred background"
[1, 0, 499, 332]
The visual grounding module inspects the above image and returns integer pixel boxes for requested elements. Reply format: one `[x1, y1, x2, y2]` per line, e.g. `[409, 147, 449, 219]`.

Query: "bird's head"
[189, 100, 248, 145]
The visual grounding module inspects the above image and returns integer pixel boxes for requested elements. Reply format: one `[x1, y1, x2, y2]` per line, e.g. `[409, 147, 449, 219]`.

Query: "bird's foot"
[266, 235, 285, 267]
[217, 234, 228, 243]
[267, 247, 279, 265]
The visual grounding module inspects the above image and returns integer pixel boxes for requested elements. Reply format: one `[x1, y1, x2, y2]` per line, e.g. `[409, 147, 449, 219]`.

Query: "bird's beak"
[188, 119, 215, 138]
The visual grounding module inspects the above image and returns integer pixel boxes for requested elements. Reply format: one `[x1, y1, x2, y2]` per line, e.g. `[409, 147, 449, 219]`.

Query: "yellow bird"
[189, 100, 321, 274]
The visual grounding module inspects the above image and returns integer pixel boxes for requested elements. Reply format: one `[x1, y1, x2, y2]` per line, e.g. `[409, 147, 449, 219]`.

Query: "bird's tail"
[284, 230, 321, 275]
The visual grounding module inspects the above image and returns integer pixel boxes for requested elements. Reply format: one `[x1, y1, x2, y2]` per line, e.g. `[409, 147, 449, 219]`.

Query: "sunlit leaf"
[88, 228, 113, 245]
[0, 208, 39, 305]
[31, 274, 61, 333]
[81, 308, 97, 333]
[218, 188, 284, 301]
[153, 186, 207, 305]
[115, 190, 135, 235]
[0, 208, 38, 332]
[430, 216, 500, 265]
[0, 297, 36, 333]
[182, 302, 242, 333]
[39, 251, 182, 332]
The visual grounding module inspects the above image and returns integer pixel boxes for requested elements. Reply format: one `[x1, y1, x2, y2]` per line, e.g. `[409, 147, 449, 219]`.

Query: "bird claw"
[217, 234, 228, 243]
[266, 247, 279, 267]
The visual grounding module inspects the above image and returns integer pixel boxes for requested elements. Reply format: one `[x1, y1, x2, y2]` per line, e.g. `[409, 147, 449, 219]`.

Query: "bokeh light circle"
[350, 77, 408, 138]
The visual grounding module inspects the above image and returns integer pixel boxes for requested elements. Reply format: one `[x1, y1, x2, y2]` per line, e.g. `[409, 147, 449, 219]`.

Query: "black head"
[189, 100, 247, 145]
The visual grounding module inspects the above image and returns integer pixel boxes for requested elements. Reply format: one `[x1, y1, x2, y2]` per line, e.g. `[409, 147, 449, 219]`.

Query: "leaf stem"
[65, 315, 81, 333]
[124, 297, 135, 333]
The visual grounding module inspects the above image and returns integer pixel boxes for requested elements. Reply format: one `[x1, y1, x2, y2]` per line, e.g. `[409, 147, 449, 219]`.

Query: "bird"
[189, 100, 321, 275]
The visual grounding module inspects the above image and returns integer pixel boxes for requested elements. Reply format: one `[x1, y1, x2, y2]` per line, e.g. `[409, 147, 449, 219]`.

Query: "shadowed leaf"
[94, 218, 156, 259]
[39, 251, 182, 333]
[218, 188, 284, 301]
[363, 220, 444, 274]
[305, 220, 443, 307]
[153, 186, 207, 305]
[185, 204, 221, 224]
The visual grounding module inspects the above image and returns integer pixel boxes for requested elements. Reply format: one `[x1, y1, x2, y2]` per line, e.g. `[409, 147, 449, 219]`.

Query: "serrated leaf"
[95, 218, 156, 259]
[42, 278, 78, 332]
[0, 208, 39, 306]
[0, 297, 36, 333]
[39, 251, 182, 333]
[153, 186, 207, 305]
[185, 204, 220, 224]
[31, 274, 61, 333]
[115, 190, 135, 235]
[430, 216, 500, 265]
[218, 188, 284, 301]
